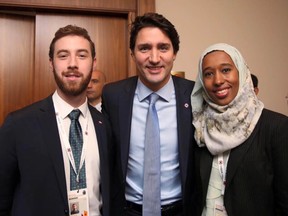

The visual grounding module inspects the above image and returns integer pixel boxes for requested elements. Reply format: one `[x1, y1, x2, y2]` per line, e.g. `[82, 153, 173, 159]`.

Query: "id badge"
[214, 202, 227, 216]
[69, 189, 89, 216]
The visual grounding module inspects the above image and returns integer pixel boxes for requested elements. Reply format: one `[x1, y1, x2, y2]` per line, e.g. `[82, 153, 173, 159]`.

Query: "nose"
[214, 71, 224, 86]
[68, 55, 78, 70]
[149, 50, 160, 63]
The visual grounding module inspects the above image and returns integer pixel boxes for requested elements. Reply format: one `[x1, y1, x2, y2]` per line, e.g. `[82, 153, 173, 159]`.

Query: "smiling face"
[50, 35, 95, 100]
[132, 27, 176, 91]
[202, 51, 239, 106]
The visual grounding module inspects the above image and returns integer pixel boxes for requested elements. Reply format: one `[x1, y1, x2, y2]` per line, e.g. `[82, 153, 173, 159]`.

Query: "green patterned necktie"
[68, 109, 86, 190]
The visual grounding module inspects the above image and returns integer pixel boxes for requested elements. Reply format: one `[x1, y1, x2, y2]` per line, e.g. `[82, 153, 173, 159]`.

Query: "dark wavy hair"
[49, 25, 96, 59]
[129, 13, 180, 54]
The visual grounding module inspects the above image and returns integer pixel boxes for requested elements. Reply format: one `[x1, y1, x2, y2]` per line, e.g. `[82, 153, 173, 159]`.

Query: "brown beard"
[53, 68, 92, 96]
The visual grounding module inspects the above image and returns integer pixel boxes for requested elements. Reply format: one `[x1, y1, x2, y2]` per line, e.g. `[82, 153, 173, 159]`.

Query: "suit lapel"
[199, 149, 213, 202]
[199, 125, 258, 205]
[173, 77, 193, 185]
[37, 97, 68, 206]
[89, 106, 110, 215]
[119, 78, 138, 177]
[225, 127, 258, 189]
[89, 106, 105, 160]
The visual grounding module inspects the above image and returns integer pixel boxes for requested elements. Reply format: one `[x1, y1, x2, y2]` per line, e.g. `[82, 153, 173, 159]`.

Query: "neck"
[57, 90, 87, 108]
[89, 98, 101, 107]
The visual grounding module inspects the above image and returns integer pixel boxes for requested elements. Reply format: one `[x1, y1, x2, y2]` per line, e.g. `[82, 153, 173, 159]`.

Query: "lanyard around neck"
[217, 152, 229, 195]
[55, 111, 89, 182]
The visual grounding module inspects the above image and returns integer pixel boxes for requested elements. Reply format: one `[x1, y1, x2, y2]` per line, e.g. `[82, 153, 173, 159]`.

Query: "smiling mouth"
[146, 66, 163, 72]
[214, 88, 229, 98]
[65, 72, 81, 77]
[63, 70, 82, 79]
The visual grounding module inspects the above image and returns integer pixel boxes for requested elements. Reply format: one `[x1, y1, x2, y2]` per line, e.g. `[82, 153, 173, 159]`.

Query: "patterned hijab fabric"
[191, 43, 264, 155]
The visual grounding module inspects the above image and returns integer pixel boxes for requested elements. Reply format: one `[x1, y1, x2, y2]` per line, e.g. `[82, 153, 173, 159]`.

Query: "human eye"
[203, 70, 213, 78]
[57, 51, 68, 59]
[222, 67, 231, 73]
[138, 45, 150, 53]
[78, 51, 89, 59]
[159, 44, 170, 52]
[92, 79, 99, 84]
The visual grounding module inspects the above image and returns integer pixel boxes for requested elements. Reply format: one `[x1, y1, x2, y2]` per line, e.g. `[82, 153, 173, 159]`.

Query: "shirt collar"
[136, 76, 174, 102]
[52, 91, 89, 119]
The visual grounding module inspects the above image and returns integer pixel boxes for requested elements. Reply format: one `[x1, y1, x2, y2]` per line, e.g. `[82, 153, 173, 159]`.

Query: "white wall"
[156, 0, 288, 116]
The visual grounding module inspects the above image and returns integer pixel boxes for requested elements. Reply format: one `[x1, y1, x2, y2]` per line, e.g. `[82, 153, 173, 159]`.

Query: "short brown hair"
[49, 25, 96, 59]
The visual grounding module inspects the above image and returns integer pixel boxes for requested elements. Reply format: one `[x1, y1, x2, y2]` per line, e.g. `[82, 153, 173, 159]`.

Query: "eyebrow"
[203, 63, 233, 70]
[56, 49, 89, 54]
[56, 49, 68, 55]
[77, 49, 89, 53]
[137, 42, 171, 46]
[220, 63, 233, 66]
[158, 42, 171, 46]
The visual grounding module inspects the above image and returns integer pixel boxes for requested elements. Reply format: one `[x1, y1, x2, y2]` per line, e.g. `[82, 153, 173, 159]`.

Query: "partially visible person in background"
[87, 69, 106, 112]
[251, 73, 259, 95]
[191, 43, 288, 216]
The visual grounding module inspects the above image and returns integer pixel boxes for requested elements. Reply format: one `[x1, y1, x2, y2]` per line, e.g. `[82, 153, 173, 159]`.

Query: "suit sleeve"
[0, 114, 19, 215]
[272, 113, 288, 214]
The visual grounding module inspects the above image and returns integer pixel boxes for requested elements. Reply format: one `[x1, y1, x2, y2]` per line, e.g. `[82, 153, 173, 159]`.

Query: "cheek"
[133, 53, 148, 64]
[203, 79, 212, 91]
[162, 53, 174, 63]
[52, 61, 65, 71]
[232, 78, 240, 92]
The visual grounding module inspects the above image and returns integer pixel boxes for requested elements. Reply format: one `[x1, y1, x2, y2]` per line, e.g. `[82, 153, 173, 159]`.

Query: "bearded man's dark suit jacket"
[102, 75, 197, 215]
[194, 109, 288, 216]
[0, 96, 112, 216]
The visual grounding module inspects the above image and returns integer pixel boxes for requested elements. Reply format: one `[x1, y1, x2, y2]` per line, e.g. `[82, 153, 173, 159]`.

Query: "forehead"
[135, 27, 172, 44]
[54, 35, 90, 52]
[203, 50, 234, 65]
[91, 71, 102, 79]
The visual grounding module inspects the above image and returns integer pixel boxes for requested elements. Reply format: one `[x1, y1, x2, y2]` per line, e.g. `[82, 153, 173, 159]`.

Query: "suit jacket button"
[64, 209, 69, 215]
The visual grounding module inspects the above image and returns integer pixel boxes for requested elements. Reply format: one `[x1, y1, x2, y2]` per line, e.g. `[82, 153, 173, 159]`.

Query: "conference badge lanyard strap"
[218, 153, 229, 195]
[55, 111, 90, 216]
[55, 111, 88, 184]
[214, 153, 229, 216]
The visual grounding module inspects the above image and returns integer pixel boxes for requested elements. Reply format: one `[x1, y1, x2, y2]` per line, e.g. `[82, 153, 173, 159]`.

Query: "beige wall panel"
[156, 0, 288, 115]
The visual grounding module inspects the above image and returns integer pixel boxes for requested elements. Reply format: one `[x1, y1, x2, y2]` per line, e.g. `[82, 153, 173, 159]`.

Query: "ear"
[92, 57, 97, 69]
[130, 52, 136, 61]
[173, 53, 177, 61]
[254, 87, 259, 95]
[49, 58, 54, 72]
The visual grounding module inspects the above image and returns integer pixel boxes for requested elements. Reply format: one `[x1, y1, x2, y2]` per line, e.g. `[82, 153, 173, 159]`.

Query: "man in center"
[102, 13, 196, 216]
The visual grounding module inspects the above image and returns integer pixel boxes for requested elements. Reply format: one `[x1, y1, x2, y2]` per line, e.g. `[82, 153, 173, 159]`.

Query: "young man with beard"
[0, 25, 112, 216]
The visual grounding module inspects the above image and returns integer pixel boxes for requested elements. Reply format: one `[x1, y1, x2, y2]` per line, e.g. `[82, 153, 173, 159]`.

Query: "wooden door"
[0, 0, 155, 125]
[0, 13, 35, 123]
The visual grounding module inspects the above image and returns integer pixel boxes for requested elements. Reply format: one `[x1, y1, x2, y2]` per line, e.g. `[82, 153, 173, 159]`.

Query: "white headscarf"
[191, 43, 264, 155]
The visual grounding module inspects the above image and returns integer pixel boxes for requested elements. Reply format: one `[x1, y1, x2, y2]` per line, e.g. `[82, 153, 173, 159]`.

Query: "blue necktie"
[68, 109, 86, 190]
[143, 93, 161, 216]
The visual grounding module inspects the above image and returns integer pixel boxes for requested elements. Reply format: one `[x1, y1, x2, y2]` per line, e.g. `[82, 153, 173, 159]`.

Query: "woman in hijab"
[191, 43, 288, 216]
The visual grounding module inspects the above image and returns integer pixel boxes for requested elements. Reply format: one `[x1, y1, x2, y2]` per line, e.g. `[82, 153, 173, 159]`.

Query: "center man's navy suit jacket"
[102, 76, 197, 215]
